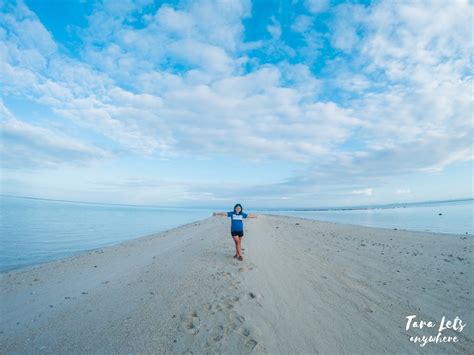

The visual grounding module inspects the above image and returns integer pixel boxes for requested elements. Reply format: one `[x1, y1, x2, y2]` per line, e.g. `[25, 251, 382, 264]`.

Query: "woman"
[213, 203, 257, 261]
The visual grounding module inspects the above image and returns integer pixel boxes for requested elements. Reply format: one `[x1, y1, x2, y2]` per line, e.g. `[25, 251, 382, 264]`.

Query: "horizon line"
[1, 193, 472, 212]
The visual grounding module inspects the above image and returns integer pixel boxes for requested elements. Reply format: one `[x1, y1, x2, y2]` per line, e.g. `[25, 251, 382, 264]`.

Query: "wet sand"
[1, 214, 472, 354]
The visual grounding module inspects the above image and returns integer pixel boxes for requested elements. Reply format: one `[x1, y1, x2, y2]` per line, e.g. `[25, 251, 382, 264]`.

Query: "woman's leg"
[232, 236, 241, 256]
[237, 236, 242, 256]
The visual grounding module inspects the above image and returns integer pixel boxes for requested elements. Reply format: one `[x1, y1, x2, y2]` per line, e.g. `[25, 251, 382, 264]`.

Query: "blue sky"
[1, 0, 472, 208]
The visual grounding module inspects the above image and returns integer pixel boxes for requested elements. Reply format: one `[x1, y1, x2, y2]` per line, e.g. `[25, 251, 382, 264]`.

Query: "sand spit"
[1, 214, 472, 354]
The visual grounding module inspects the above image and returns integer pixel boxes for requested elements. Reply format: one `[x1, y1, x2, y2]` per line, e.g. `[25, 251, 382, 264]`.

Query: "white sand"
[1, 214, 472, 354]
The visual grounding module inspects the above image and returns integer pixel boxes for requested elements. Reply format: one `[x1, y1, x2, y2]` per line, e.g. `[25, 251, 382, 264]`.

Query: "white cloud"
[302, 0, 474, 186]
[305, 0, 330, 14]
[291, 15, 313, 33]
[267, 16, 282, 39]
[167, 39, 234, 74]
[396, 188, 411, 195]
[1, 2, 362, 163]
[352, 188, 373, 196]
[329, 3, 365, 52]
[0, 101, 111, 169]
[80, 0, 252, 80]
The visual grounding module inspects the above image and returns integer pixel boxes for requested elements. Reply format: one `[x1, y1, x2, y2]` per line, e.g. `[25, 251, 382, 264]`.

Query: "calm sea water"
[0, 196, 214, 273]
[1, 196, 472, 272]
[256, 199, 473, 235]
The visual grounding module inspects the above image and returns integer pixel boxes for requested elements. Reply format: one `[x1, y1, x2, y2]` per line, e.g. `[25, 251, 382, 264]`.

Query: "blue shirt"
[227, 211, 248, 232]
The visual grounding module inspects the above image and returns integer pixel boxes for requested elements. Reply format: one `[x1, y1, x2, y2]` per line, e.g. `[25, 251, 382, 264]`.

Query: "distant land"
[258, 198, 474, 212]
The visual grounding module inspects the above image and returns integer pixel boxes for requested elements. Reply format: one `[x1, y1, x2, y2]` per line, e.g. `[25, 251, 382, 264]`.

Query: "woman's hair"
[233, 203, 243, 214]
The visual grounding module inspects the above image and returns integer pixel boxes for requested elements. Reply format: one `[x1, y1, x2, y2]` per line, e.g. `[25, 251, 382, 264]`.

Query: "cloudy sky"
[1, 0, 472, 208]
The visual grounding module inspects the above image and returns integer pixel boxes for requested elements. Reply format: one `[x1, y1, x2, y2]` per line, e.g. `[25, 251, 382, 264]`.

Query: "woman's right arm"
[213, 212, 227, 216]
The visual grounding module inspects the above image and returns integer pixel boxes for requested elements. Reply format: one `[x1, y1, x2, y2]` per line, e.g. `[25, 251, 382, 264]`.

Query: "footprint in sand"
[238, 327, 251, 336]
[225, 295, 241, 309]
[229, 311, 246, 325]
[248, 292, 263, 300]
[244, 338, 258, 353]
[210, 324, 225, 342]
[183, 311, 200, 335]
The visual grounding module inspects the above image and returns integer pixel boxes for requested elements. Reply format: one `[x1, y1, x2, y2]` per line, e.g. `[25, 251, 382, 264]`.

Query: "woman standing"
[213, 203, 257, 261]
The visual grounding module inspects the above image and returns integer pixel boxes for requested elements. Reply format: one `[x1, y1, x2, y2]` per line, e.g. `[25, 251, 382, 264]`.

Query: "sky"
[0, 0, 473, 209]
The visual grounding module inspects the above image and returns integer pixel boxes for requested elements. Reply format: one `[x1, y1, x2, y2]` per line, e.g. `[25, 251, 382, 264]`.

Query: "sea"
[0, 195, 472, 272]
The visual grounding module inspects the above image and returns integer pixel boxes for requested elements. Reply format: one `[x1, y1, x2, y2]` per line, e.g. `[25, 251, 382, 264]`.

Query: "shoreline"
[1, 214, 472, 353]
[0, 218, 208, 275]
[2, 213, 470, 276]
[260, 212, 473, 236]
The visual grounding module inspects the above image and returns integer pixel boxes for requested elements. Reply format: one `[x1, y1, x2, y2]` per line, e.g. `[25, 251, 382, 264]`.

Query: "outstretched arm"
[213, 212, 228, 217]
[246, 213, 257, 218]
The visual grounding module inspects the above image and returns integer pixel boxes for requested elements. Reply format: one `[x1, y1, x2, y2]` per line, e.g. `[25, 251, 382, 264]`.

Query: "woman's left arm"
[247, 213, 257, 218]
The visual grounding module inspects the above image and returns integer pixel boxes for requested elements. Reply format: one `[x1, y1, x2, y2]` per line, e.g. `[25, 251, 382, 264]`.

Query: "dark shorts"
[231, 230, 244, 237]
